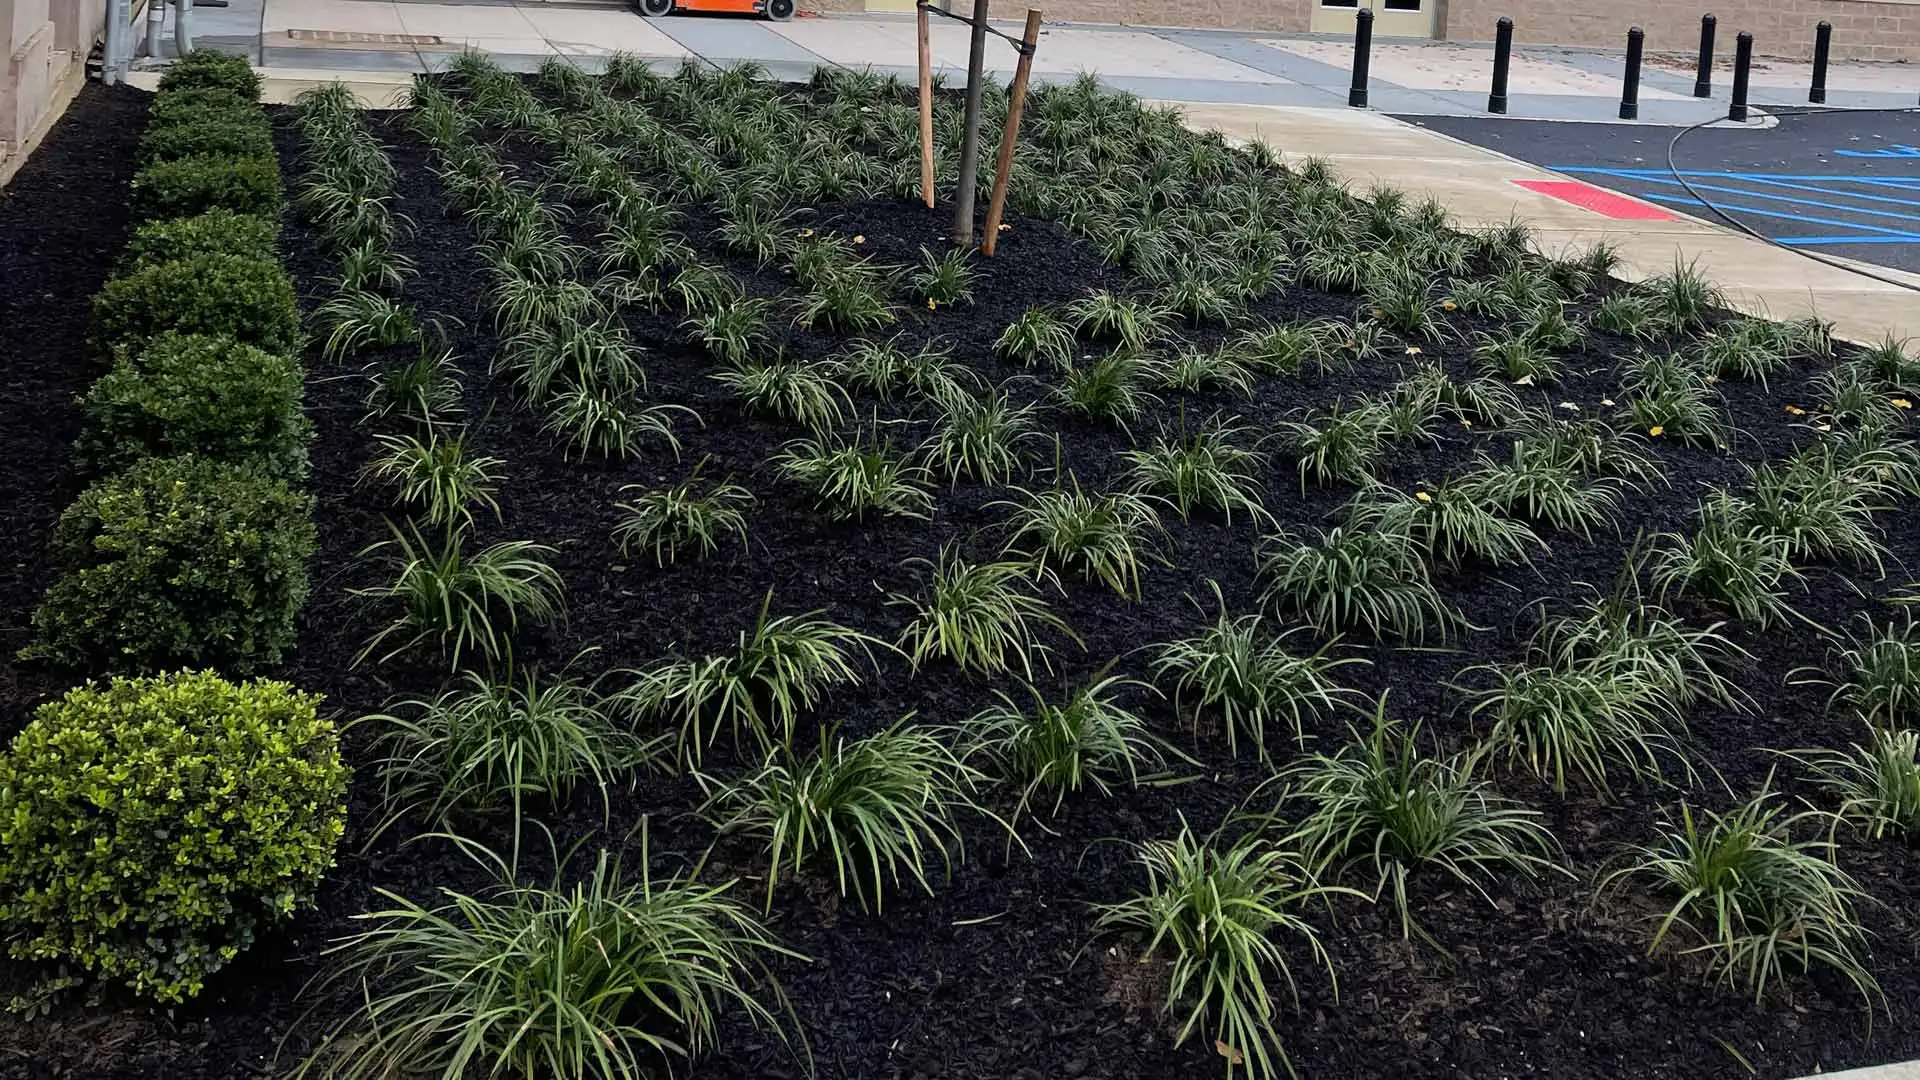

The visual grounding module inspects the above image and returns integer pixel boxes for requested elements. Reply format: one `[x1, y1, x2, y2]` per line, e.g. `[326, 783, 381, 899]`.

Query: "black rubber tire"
[637, 0, 673, 17]
[766, 0, 795, 20]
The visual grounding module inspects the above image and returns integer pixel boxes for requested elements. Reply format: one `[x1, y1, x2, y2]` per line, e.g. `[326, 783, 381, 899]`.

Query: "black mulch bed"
[3, 83, 1920, 1080]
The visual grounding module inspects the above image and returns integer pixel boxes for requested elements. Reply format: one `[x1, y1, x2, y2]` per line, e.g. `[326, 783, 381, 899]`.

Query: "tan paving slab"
[1164, 100, 1920, 344]
[393, 1, 545, 53]
[263, 0, 406, 37]
[1260, 38, 1689, 99]
[771, 16, 1276, 81]
[125, 66, 415, 106]
[1647, 53, 1920, 94]
[521, 6, 689, 56]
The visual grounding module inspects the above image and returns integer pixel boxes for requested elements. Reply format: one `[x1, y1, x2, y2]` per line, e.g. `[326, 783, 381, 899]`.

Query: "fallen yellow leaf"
[853, 235, 866, 244]
[1415, 491, 1433, 503]
[926, 298, 938, 310]
[1784, 405, 1806, 415]
[1441, 299, 1458, 311]
[1405, 346, 1422, 356]
[1215, 1041, 1245, 1066]
[1649, 425, 1666, 437]
[1895, 398, 1913, 409]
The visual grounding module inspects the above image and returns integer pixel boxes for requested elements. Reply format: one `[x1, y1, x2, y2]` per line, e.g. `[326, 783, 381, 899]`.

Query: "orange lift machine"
[633, 0, 795, 20]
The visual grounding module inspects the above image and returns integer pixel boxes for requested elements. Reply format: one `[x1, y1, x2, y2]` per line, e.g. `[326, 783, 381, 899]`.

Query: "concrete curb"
[1796, 1065, 1920, 1080]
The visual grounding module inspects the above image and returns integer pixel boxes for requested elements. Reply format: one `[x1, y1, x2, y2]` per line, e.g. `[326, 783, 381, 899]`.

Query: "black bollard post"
[1810, 21, 1832, 104]
[1694, 13, 1716, 97]
[1488, 17, 1514, 114]
[1621, 26, 1644, 120]
[1349, 9, 1374, 108]
[1730, 30, 1753, 121]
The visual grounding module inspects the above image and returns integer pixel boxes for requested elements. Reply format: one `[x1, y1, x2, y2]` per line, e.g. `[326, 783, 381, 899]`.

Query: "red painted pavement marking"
[1511, 179, 1679, 221]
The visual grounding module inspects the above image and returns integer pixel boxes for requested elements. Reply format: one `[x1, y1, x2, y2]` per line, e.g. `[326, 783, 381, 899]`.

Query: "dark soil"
[3, 82, 1920, 1080]
[0, 84, 147, 718]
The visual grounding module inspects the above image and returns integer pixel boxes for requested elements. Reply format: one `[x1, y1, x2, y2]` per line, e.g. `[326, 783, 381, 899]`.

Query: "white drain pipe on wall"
[143, 0, 164, 58]
[102, 0, 132, 83]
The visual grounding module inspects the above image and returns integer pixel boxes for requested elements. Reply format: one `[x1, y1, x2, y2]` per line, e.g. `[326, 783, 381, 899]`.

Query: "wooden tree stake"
[917, 4, 936, 210]
[982, 10, 1041, 257]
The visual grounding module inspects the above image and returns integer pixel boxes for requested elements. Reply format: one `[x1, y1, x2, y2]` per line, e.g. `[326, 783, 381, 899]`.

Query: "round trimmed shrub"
[76, 332, 312, 480]
[157, 49, 262, 99]
[24, 455, 317, 674]
[123, 208, 278, 273]
[137, 111, 275, 166]
[0, 670, 346, 1003]
[92, 252, 300, 356]
[132, 153, 281, 220]
[147, 85, 253, 125]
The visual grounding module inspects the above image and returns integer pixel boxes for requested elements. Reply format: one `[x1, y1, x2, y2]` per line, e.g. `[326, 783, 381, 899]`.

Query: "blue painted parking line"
[1553, 164, 1920, 248]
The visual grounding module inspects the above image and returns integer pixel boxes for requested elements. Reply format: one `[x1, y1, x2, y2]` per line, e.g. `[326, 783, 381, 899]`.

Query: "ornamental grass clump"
[612, 463, 754, 566]
[1791, 729, 1920, 843]
[355, 522, 566, 671]
[773, 428, 934, 521]
[891, 546, 1075, 679]
[1600, 789, 1879, 1005]
[994, 479, 1163, 600]
[1257, 521, 1457, 642]
[364, 666, 659, 849]
[922, 387, 1042, 486]
[1276, 701, 1561, 938]
[1120, 418, 1270, 525]
[618, 598, 883, 766]
[296, 845, 798, 1080]
[967, 671, 1168, 814]
[364, 429, 504, 531]
[1152, 582, 1366, 760]
[1093, 824, 1346, 1080]
[700, 721, 986, 911]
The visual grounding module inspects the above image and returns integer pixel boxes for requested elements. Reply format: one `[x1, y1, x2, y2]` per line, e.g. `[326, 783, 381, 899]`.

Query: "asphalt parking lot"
[1401, 108, 1920, 274]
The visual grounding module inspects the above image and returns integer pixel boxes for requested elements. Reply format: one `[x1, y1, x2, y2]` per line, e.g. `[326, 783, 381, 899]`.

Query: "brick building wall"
[819, 0, 1918, 61]
[1443, 0, 1920, 61]
[823, 0, 1313, 30]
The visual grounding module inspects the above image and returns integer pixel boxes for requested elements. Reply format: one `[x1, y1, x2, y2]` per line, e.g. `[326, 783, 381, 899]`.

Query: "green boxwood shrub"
[0, 670, 346, 1003]
[147, 85, 253, 125]
[123, 208, 278, 273]
[156, 49, 262, 99]
[137, 111, 275, 166]
[91, 252, 300, 356]
[24, 455, 317, 674]
[131, 152, 281, 220]
[76, 333, 311, 480]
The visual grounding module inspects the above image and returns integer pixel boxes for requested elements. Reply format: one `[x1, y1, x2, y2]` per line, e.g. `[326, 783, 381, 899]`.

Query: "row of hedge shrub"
[1, 51, 346, 1007]
[28, 50, 316, 675]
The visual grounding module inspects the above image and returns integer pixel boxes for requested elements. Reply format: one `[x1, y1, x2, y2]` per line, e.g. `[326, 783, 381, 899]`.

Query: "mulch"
[1, 82, 1917, 1080]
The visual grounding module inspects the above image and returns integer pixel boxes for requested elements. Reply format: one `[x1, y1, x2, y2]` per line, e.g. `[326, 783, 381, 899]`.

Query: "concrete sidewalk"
[127, 1, 1920, 346]
[167, 0, 1920, 122]
[1173, 101, 1920, 344]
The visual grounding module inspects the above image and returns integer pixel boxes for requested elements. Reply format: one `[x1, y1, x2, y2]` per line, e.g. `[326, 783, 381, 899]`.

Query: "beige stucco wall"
[1, 0, 93, 167]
